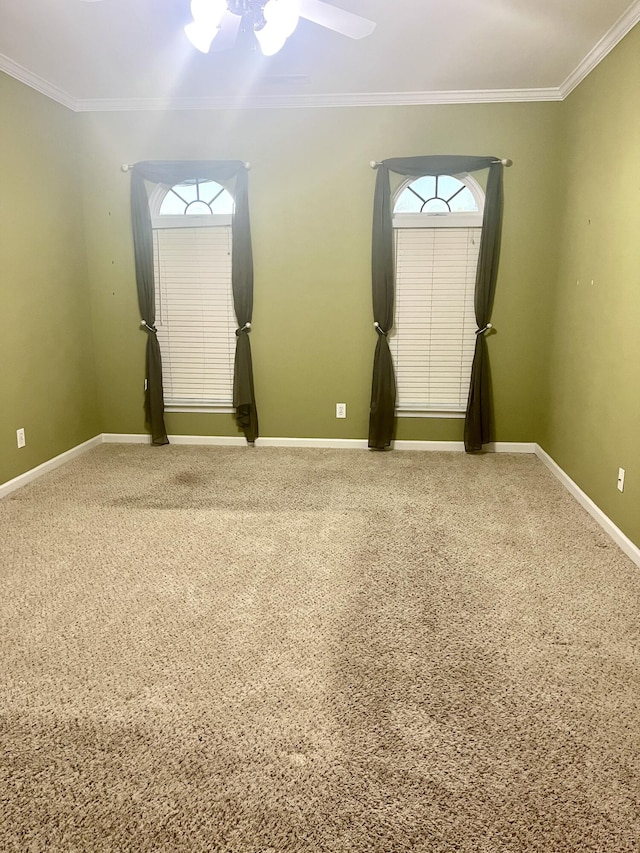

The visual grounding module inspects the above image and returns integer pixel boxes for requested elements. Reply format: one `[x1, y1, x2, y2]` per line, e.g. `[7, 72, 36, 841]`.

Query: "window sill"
[396, 410, 465, 419]
[165, 405, 235, 415]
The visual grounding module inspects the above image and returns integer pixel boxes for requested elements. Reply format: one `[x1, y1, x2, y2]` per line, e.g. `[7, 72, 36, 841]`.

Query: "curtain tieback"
[140, 320, 157, 334]
[374, 321, 388, 336]
[235, 322, 252, 336]
[476, 322, 493, 335]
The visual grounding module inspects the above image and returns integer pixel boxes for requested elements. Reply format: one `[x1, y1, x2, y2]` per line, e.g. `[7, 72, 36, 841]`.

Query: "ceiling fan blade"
[210, 10, 242, 52]
[298, 0, 376, 39]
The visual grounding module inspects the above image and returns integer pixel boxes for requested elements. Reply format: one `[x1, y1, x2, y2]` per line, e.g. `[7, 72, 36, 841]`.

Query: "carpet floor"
[1, 445, 639, 852]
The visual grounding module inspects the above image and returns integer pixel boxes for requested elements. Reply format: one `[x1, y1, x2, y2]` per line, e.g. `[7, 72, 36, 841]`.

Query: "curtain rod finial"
[244, 162, 251, 170]
[370, 160, 380, 169]
[501, 158, 513, 167]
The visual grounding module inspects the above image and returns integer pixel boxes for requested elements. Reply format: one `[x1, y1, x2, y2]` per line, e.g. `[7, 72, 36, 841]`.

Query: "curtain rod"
[121, 162, 251, 172]
[369, 158, 513, 169]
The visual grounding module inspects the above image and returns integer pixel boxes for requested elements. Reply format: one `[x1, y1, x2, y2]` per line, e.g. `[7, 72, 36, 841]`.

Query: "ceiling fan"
[81, 0, 376, 57]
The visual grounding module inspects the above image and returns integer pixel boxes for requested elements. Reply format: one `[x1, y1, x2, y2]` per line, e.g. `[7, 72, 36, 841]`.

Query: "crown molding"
[74, 87, 563, 112]
[559, 0, 640, 98]
[0, 46, 563, 112]
[0, 51, 77, 111]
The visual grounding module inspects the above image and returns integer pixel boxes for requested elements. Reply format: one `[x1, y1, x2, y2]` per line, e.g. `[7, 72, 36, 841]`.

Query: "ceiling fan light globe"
[184, 21, 218, 53]
[264, 0, 300, 39]
[190, 0, 227, 27]
[254, 22, 288, 56]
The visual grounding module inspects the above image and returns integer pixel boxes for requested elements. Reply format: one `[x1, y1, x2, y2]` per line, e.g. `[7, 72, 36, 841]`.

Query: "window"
[391, 173, 484, 416]
[151, 178, 236, 412]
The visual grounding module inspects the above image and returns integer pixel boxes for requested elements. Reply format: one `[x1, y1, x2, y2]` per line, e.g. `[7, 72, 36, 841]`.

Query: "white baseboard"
[485, 441, 537, 454]
[392, 441, 536, 452]
[257, 437, 369, 449]
[102, 433, 151, 444]
[0, 435, 102, 500]
[99, 434, 536, 453]
[394, 440, 465, 451]
[535, 445, 640, 569]
[101, 434, 363, 448]
[170, 434, 248, 446]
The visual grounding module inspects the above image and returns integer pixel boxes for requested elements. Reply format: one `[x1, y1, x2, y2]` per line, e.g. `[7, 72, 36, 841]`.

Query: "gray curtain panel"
[369, 164, 396, 451]
[130, 160, 258, 445]
[369, 156, 504, 452]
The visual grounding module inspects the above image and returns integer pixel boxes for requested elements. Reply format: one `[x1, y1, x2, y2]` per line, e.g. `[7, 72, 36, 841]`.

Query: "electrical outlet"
[336, 403, 347, 419]
[617, 467, 625, 493]
[16, 428, 26, 449]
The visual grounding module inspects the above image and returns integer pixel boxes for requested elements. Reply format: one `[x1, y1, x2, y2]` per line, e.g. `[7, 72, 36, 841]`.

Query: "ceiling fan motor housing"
[227, 0, 267, 31]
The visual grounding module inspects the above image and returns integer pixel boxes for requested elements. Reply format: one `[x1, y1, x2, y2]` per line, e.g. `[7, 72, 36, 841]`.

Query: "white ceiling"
[1, 0, 639, 110]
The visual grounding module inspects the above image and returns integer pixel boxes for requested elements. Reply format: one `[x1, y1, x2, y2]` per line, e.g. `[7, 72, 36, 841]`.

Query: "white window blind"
[391, 226, 480, 413]
[153, 225, 236, 408]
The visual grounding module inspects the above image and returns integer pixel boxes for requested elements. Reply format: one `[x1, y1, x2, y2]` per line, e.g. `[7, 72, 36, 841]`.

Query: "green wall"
[540, 24, 640, 547]
[80, 101, 562, 444]
[0, 75, 100, 486]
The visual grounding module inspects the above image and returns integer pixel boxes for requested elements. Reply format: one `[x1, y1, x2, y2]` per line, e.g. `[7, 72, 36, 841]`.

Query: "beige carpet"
[1, 445, 639, 852]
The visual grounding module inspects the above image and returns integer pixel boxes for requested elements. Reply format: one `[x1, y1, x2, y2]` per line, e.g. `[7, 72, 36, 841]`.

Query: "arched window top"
[156, 178, 234, 216]
[394, 173, 483, 215]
